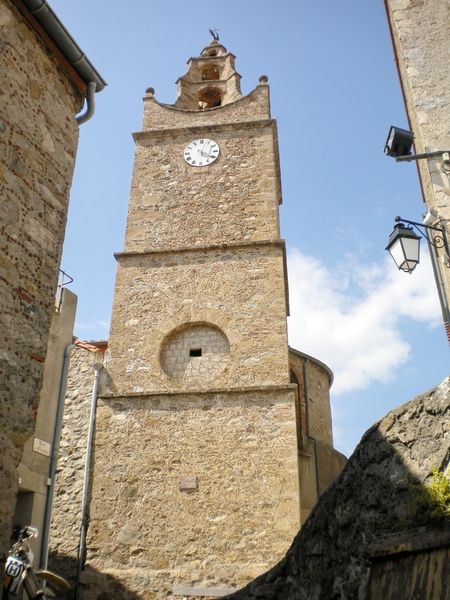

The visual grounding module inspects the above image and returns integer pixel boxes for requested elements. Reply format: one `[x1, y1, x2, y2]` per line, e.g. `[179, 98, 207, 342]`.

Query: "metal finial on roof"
[209, 28, 220, 41]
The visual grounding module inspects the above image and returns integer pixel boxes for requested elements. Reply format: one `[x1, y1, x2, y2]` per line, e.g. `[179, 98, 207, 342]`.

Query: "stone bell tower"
[82, 39, 344, 599]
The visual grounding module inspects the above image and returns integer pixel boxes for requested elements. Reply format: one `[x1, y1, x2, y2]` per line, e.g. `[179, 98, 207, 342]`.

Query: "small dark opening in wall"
[190, 348, 202, 357]
[202, 66, 220, 81]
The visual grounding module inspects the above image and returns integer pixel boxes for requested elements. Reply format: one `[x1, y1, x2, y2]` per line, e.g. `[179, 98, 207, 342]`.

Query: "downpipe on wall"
[76, 82, 97, 125]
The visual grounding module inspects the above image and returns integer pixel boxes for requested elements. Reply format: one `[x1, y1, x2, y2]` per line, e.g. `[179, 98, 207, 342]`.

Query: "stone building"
[0, 0, 104, 563]
[384, 0, 450, 340]
[49, 40, 345, 599]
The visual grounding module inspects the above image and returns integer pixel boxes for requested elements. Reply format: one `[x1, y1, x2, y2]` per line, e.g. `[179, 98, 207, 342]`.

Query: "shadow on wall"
[222, 378, 450, 600]
[47, 551, 141, 600]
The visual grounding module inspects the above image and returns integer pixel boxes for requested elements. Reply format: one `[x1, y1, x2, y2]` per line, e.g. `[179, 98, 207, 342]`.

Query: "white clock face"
[184, 138, 219, 166]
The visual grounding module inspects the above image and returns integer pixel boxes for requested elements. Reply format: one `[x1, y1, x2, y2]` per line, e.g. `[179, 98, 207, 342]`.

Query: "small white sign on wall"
[33, 437, 51, 457]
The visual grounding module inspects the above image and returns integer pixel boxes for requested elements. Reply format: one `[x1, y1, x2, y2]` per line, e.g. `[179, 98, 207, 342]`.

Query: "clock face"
[184, 138, 219, 166]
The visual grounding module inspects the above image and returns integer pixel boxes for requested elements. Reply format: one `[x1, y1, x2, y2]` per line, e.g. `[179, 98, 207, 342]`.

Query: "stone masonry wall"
[125, 123, 280, 253]
[83, 388, 300, 599]
[0, 0, 81, 559]
[385, 0, 450, 313]
[106, 244, 289, 395]
[48, 346, 99, 582]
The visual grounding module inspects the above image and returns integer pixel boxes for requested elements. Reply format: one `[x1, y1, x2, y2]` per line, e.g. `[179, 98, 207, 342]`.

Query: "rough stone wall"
[48, 346, 99, 581]
[223, 377, 450, 600]
[125, 123, 280, 253]
[385, 0, 450, 316]
[0, 0, 81, 559]
[83, 389, 300, 599]
[107, 244, 289, 395]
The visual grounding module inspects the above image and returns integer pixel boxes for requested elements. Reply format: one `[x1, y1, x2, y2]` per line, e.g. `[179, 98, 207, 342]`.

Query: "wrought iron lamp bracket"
[395, 216, 450, 266]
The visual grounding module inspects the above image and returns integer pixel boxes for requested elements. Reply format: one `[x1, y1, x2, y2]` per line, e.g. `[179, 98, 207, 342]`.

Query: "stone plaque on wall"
[179, 475, 198, 490]
[33, 437, 51, 457]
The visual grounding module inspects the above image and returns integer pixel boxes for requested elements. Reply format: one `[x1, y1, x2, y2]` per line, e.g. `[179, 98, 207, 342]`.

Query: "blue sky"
[50, 0, 448, 456]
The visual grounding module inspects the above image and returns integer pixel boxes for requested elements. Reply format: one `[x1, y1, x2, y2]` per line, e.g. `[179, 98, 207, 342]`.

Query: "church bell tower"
[87, 38, 307, 597]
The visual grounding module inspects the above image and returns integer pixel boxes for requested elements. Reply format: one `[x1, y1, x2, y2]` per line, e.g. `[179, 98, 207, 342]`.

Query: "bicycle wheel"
[34, 570, 70, 594]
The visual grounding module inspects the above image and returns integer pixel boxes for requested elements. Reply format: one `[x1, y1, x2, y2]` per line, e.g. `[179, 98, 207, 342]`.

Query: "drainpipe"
[76, 82, 97, 125]
[426, 237, 450, 344]
[74, 358, 103, 600]
[302, 359, 321, 501]
[40, 343, 76, 569]
[12, 1, 106, 125]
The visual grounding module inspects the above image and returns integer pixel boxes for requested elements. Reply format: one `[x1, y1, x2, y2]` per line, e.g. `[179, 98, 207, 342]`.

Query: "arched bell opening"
[197, 87, 223, 109]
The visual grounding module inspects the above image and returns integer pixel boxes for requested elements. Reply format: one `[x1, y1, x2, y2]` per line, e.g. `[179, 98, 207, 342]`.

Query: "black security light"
[384, 125, 450, 164]
[386, 216, 450, 273]
[384, 126, 414, 158]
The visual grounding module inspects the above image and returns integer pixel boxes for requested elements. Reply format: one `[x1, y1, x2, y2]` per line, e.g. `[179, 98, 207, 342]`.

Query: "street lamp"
[386, 220, 421, 273]
[384, 127, 450, 343]
[386, 216, 450, 273]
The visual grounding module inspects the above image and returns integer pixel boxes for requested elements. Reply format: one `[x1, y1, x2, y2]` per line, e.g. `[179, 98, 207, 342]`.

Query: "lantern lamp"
[386, 222, 421, 273]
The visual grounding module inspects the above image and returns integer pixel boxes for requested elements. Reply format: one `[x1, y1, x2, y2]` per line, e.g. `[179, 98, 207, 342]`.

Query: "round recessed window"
[160, 322, 230, 384]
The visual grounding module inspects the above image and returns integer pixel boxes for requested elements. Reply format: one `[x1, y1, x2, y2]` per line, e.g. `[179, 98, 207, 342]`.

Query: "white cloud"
[287, 248, 442, 395]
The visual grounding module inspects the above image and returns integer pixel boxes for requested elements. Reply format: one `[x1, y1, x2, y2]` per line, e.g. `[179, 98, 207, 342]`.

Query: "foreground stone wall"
[0, 0, 82, 559]
[224, 377, 449, 600]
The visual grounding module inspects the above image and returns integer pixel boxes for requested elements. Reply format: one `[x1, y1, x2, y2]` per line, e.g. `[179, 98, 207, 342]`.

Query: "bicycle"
[2, 526, 70, 599]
